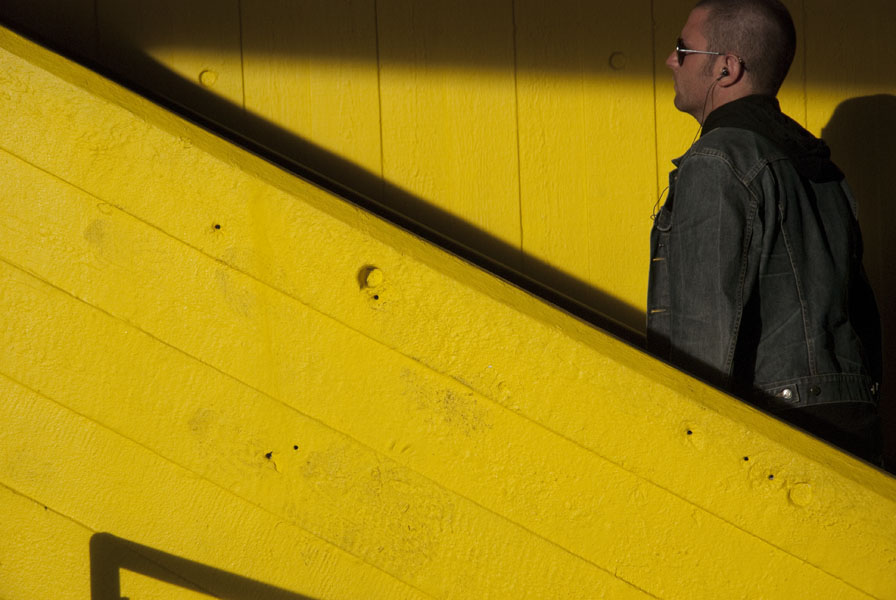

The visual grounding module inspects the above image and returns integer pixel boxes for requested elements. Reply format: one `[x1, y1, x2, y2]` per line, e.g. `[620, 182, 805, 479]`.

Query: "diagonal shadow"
[128, 54, 646, 344]
[0, 15, 646, 345]
[90, 533, 319, 599]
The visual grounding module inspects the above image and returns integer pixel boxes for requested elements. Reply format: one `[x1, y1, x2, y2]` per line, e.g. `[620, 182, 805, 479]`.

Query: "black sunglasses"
[675, 38, 724, 66]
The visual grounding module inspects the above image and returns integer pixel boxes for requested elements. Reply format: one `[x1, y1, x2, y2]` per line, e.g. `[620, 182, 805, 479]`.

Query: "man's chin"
[672, 94, 686, 113]
[672, 95, 700, 120]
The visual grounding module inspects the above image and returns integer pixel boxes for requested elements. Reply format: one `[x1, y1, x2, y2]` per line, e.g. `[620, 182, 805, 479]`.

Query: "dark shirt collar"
[699, 94, 842, 182]
[702, 94, 783, 139]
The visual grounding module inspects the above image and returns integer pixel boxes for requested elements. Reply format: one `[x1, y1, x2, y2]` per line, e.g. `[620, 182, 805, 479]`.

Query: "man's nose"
[665, 51, 678, 70]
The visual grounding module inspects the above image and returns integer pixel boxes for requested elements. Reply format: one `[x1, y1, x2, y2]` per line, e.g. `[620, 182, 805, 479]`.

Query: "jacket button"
[809, 385, 822, 396]
[778, 388, 793, 400]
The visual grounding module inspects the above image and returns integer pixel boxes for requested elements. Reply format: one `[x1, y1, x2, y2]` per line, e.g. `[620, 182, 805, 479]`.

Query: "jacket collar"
[698, 95, 843, 182]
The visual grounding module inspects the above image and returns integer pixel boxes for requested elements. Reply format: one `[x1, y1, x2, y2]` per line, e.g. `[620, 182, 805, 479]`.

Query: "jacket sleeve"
[667, 153, 758, 386]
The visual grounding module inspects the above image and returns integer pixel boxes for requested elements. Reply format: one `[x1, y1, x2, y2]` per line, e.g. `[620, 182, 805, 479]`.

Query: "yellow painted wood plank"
[0, 262, 649, 600]
[377, 0, 523, 268]
[1, 23, 895, 599]
[3, 150, 890, 599]
[96, 0, 243, 118]
[240, 0, 383, 200]
[514, 0, 657, 333]
[0, 374, 429, 600]
[0, 486, 93, 600]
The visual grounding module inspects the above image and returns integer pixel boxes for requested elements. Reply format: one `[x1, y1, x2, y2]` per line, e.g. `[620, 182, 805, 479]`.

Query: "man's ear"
[717, 54, 745, 87]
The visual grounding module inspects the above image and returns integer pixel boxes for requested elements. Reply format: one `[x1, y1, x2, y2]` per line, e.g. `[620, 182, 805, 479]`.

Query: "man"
[648, 0, 883, 463]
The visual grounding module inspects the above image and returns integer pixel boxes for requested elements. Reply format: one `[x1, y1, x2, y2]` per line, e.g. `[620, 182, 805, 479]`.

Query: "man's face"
[666, 7, 719, 122]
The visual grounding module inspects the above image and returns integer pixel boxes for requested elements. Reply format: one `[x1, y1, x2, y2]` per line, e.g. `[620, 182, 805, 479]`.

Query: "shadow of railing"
[90, 533, 319, 600]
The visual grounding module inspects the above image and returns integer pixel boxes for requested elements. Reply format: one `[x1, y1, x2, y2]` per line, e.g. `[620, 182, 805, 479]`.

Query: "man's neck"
[696, 85, 758, 125]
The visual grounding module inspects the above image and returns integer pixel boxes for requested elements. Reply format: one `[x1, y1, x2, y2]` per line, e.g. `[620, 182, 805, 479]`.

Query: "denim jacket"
[647, 95, 881, 412]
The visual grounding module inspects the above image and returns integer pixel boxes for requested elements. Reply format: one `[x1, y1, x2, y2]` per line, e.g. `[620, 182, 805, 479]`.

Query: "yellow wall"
[2, 22, 896, 600]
